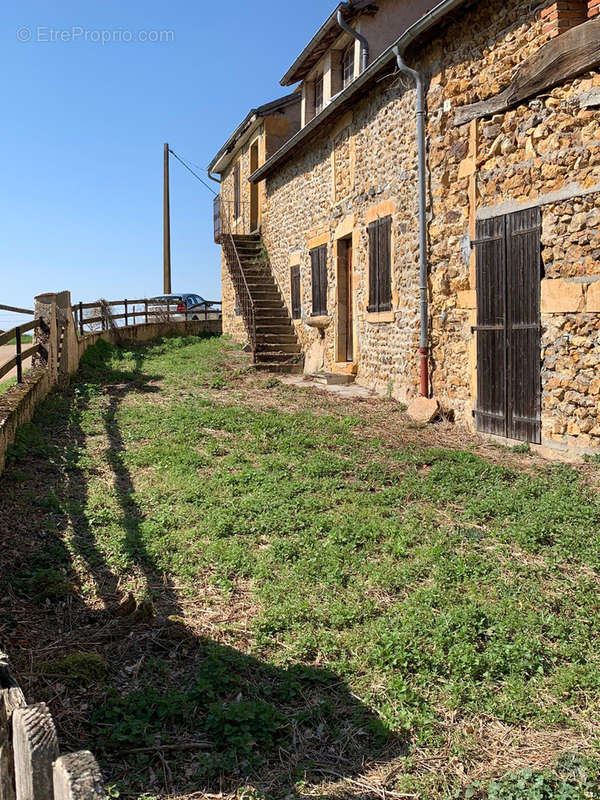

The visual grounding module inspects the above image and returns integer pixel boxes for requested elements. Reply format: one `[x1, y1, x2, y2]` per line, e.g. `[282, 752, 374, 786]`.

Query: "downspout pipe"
[336, 8, 369, 73]
[393, 45, 429, 398]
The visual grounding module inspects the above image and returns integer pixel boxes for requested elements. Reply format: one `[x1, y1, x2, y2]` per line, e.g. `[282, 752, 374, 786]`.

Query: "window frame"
[314, 73, 324, 116]
[290, 265, 301, 320]
[367, 216, 392, 314]
[310, 245, 328, 317]
[342, 44, 354, 89]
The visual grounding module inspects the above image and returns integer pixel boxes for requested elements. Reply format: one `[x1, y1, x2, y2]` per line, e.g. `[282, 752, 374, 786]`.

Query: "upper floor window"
[314, 74, 324, 115]
[342, 45, 354, 89]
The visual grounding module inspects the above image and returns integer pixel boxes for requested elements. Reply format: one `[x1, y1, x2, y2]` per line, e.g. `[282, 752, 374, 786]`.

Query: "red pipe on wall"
[420, 347, 429, 397]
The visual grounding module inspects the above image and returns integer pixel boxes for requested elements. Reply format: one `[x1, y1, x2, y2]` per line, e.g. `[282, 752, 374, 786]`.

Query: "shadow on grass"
[0, 335, 399, 798]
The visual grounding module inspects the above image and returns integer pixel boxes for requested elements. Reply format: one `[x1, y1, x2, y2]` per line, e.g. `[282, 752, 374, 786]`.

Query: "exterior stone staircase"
[231, 234, 304, 373]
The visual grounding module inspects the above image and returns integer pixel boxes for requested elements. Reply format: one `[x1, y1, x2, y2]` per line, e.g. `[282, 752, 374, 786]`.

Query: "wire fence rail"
[75, 298, 222, 334]
[0, 297, 222, 387]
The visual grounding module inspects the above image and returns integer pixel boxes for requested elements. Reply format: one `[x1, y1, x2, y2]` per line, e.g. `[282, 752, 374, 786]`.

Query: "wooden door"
[474, 208, 541, 443]
[345, 241, 353, 362]
[336, 238, 353, 362]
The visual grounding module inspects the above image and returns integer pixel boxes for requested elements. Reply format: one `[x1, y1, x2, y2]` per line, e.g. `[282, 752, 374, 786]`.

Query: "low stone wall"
[0, 307, 221, 478]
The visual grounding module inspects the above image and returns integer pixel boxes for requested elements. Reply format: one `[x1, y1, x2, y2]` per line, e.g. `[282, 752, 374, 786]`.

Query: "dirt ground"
[1, 337, 599, 800]
[0, 344, 32, 380]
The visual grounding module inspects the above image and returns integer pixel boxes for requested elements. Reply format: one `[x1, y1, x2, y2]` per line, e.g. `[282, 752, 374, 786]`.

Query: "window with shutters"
[290, 265, 301, 319]
[367, 216, 392, 313]
[310, 245, 328, 316]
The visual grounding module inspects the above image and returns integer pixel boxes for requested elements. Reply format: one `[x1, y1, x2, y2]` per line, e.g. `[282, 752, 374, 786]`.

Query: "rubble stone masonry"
[223, 0, 600, 455]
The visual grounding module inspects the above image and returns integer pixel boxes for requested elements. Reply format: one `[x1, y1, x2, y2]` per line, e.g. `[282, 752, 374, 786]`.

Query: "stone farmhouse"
[209, 0, 600, 457]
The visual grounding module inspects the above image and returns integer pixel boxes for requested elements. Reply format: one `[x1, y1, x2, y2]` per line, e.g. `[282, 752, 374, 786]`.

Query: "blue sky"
[1, 0, 330, 327]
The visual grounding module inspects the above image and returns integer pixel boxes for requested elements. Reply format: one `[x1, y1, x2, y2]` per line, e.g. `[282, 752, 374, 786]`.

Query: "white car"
[148, 294, 219, 321]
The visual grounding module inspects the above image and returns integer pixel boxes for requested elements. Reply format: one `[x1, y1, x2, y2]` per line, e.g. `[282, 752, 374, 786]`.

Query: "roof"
[207, 93, 300, 175]
[250, 0, 470, 184]
[280, 0, 379, 87]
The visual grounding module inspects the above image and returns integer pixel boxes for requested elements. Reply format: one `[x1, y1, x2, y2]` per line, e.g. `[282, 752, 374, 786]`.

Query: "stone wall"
[262, 87, 423, 399]
[221, 0, 600, 454]
[426, 0, 600, 452]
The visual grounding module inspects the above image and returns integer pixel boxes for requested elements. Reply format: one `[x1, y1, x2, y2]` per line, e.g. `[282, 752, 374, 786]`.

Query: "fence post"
[124, 300, 128, 328]
[78, 303, 83, 337]
[1, 650, 26, 800]
[13, 703, 59, 800]
[144, 300, 148, 325]
[33, 295, 59, 385]
[53, 752, 103, 800]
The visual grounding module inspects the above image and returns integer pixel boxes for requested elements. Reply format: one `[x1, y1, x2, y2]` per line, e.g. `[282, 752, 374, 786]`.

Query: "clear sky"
[1, 0, 331, 327]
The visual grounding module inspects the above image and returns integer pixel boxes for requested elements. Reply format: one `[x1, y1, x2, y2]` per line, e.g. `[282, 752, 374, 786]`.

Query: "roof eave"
[207, 93, 301, 175]
[251, 0, 470, 183]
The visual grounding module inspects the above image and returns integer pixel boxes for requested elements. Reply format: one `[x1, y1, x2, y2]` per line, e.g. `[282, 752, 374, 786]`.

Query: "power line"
[168, 149, 218, 196]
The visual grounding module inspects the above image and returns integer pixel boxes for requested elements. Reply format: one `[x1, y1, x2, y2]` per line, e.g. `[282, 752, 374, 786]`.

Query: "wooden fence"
[0, 650, 103, 800]
[74, 298, 222, 336]
[0, 305, 42, 386]
[0, 298, 222, 387]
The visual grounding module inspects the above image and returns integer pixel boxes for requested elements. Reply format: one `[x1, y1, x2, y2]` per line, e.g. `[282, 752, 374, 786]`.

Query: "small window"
[368, 216, 392, 313]
[233, 162, 241, 219]
[342, 45, 354, 88]
[290, 265, 301, 319]
[314, 74, 324, 115]
[310, 245, 328, 316]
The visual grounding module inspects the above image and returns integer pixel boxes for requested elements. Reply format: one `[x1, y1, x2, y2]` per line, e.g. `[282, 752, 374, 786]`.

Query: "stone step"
[254, 302, 286, 311]
[255, 351, 303, 364]
[309, 372, 356, 386]
[256, 343, 302, 354]
[256, 312, 294, 324]
[254, 363, 304, 375]
[251, 291, 282, 302]
[236, 247, 264, 257]
[256, 333, 298, 344]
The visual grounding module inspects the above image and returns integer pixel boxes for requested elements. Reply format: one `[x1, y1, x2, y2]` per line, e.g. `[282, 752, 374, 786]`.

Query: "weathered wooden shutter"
[474, 208, 541, 443]
[290, 265, 301, 319]
[368, 222, 378, 311]
[378, 216, 392, 311]
[368, 217, 392, 312]
[311, 245, 327, 316]
[234, 163, 240, 219]
[507, 207, 541, 444]
[475, 215, 507, 437]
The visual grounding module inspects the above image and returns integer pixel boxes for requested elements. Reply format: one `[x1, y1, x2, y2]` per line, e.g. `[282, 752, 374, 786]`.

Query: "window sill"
[305, 314, 331, 329]
[366, 310, 394, 324]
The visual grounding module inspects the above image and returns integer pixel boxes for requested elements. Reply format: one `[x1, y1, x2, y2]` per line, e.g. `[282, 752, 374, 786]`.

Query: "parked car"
[148, 294, 219, 321]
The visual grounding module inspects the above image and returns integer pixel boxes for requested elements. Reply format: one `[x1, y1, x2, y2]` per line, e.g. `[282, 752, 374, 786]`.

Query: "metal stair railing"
[215, 198, 257, 360]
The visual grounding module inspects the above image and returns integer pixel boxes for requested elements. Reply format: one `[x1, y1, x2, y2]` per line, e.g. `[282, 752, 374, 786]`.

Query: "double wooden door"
[474, 207, 542, 444]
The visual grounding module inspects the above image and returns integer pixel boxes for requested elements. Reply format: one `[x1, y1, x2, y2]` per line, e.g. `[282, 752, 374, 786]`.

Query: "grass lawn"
[0, 378, 16, 394]
[1, 334, 600, 800]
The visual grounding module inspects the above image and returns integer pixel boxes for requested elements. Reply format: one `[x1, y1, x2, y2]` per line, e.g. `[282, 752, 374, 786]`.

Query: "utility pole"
[163, 142, 172, 294]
